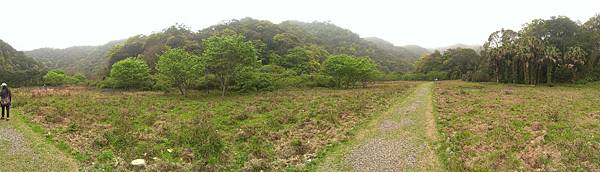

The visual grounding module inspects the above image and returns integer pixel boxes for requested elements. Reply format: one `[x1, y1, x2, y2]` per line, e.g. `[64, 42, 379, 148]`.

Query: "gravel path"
[0, 125, 33, 155]
[342, 82, 440, 171]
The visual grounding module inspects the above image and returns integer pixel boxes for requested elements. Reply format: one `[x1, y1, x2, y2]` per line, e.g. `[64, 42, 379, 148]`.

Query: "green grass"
[13, 81, 418, 171]
[434, 81, 600, 171]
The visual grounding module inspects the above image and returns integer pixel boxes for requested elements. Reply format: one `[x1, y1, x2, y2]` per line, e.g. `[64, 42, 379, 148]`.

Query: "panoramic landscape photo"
[0, 0, 599, 171]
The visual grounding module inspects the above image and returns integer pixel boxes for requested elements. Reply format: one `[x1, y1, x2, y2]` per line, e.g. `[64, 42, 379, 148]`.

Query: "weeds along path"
[0, 111, 78, 171]
[318, 82, 441, 171]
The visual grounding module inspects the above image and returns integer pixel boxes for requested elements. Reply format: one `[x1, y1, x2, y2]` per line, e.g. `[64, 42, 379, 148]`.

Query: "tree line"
[101, 29, 379, 96]
[412, 14, 600, 84]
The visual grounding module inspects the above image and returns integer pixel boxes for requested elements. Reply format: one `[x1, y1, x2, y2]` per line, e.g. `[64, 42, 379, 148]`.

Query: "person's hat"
[1, 83, 6, 87]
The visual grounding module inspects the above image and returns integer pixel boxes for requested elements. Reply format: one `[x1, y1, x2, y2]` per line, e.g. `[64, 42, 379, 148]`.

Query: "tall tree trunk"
[220, 76, 227, 97]
[512, 63, 517, 83]
[524, 62, 530, 84]
[496, 64, 500, 83]
[546, 61, 552, 85]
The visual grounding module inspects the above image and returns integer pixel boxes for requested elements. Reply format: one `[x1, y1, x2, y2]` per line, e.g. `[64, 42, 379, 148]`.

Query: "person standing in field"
[1, 83, 12, 121]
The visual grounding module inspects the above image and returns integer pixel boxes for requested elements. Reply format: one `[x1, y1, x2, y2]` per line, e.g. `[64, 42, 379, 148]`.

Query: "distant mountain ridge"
[363, 37, 430, 58]
[25, 40, 124, 79]
[432, 43, 482, 53]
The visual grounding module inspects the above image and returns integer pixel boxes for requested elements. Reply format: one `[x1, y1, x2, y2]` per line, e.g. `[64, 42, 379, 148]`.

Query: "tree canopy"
[202, 30, 260, 96]
[482, 15, 598, 84]
[108, 58, 151, 89]
[156, 48, 205, 95]
[322, 54, 379, 88]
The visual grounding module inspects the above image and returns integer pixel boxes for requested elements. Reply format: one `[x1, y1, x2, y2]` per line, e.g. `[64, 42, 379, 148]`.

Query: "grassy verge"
[0, 110, 78, 171]
[13, 81, 418, 171]
[434, 80, 600, 171]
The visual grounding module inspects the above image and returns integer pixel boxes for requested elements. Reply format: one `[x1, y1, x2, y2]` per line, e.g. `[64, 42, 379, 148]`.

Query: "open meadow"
[12, 81, 418, 171]
[2, 4, 599, 171]
[434, 81, 600, 171]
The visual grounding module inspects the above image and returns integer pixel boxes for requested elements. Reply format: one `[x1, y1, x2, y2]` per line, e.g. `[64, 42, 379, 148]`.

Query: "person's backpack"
[0, 97, 9, 106]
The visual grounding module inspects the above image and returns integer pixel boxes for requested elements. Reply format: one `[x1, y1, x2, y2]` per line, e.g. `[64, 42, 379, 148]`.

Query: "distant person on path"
[1, 83, 12, 121]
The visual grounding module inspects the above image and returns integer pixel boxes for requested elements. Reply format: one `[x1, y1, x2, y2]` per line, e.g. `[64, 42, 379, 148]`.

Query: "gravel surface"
[0, 124, 32, 155]
[345, 138, 422, 171]
[343, 83, 437, 171]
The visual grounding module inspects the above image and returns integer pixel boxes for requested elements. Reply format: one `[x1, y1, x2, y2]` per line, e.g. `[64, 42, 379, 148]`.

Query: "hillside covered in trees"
[0, 39, 45, 85]
[25, 40, 123, 79]
[106, 18, 420, 75]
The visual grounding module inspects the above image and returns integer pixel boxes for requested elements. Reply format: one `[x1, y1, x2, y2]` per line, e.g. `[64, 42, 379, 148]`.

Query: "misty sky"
[1, 0, 598, 51]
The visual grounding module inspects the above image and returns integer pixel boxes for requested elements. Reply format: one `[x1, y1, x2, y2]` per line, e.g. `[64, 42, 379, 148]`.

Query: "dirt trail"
[318, 82, 441, 171]
[0, 111, 78, 171]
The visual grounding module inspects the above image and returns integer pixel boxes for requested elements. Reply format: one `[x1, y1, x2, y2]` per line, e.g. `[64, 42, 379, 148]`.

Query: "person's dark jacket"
[0, 88, 11, 106]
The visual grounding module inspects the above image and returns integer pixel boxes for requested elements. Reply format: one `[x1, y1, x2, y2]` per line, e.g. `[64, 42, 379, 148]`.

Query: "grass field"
[434, 81, 600, 171]
[12, 81, 418, 171]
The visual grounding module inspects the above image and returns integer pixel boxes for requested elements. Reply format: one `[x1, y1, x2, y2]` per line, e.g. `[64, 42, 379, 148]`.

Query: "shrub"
[43, 70, 68, 86]
[108, 58, 151, 89]
[156, 48, 205, 95]
[463, 70, 490, 82]
[322, 54, 378, 88]
[234, 67, 274, 92]
[426, 71, 448, 80]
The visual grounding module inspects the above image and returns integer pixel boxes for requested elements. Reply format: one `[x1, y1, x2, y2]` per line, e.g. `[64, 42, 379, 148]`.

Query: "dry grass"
[12, 81, 418, 171]
[434, 81, 600, 171]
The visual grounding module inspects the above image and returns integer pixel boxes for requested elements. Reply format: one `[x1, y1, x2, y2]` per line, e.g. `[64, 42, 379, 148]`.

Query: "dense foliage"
[482, 15, 600, 84]
[107, 58, 151, 89]
[202, 30, 260, 96]
[322, 54, 379, 88]
[42, 70, 86, 86]
[411, 15, 600, 84]
[414, 48, 487, 81]
[0, 39, 46, 86]
[156, 48, 205, 95]
[106, 18, 421, 76]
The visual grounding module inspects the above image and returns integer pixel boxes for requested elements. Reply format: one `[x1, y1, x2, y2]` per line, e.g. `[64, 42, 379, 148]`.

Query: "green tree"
[156, 48, 205, 95]
[202, 30, 259, 96]
[564, 46, 587, 82]
[322, 54, 378, 88]
[543, 46, 561, 84]
[109, 58, 151, 89]
[415, 50, 444, 73]
[483, 29, 518, 83]
[275, 44, 329, 74]
[442, 48, 484, 80]
[43, 70, 68, 86]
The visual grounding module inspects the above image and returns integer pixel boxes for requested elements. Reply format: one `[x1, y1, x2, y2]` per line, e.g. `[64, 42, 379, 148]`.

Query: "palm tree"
[543, 46, 560, 85]
[564, 46, 587, 83]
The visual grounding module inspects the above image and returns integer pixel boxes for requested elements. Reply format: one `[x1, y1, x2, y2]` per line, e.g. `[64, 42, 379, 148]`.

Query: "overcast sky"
[1, 0, 598, 51]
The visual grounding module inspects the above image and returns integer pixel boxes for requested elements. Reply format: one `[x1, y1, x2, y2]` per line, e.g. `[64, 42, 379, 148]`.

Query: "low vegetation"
[434, 81, 600, 171]
[14, 81, 418, 171]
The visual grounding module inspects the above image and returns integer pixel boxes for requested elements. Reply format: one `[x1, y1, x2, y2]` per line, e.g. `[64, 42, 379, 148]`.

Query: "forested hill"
[363, 37, 430, 59]
[0, 39, 45, 85]
[25, 40, 124, 79]
[433, 43, 482, 54]
[107, 18, 419, 74]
